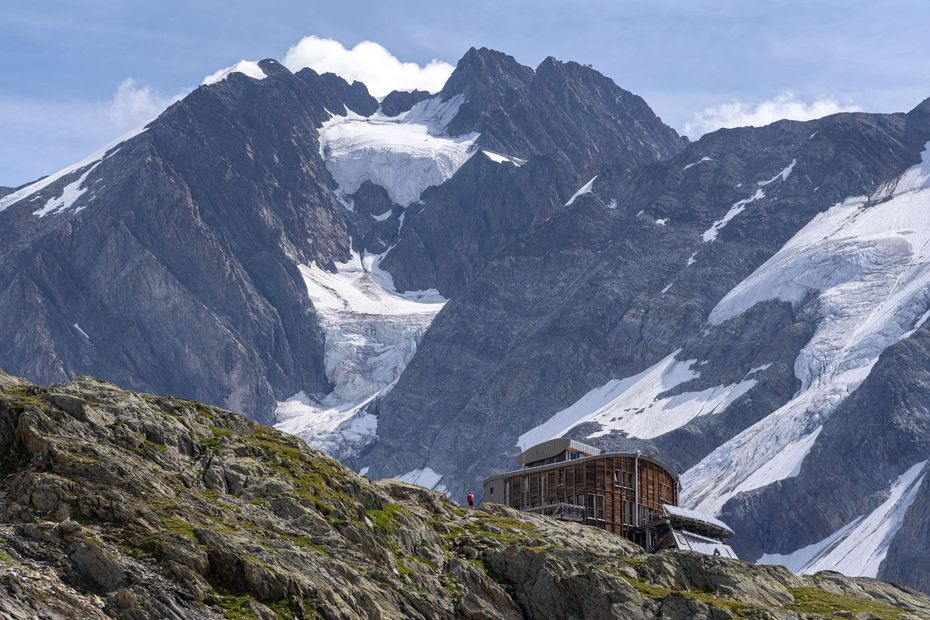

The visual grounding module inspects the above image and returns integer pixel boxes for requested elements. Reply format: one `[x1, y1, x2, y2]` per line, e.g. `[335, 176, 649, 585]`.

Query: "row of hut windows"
[500, 468, 671, 511]
[514, 469, 665, 496]
[582, 495, 660, 525]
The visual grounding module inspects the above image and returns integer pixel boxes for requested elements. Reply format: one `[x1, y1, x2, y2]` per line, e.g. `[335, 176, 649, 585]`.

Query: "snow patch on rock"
[683, 156, 712, 171]
[702, 189, 765, 242]
[565, 176, 597, 206]
[518, 351, 758, 448]
[33, 162, 102, 217]
[202, 60, 267, 85]
[758, 159, 796, 186]
[1, 126, 145, 215]
[482, 150, 525, 166]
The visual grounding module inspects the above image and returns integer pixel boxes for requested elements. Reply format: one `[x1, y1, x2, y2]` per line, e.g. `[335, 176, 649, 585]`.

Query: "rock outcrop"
[1, 371, 929, 619]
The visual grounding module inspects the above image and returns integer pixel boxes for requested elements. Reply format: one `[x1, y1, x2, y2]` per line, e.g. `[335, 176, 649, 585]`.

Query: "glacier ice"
[274, 251, 445, 461]
[318, 94, 478, 206]
[759, 459, 928, 578]
[398, 467, 448, 494]
[683, 143, 930, 515]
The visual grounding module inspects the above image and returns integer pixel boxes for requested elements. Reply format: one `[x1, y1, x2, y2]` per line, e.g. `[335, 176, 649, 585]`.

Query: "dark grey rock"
[380, 89, 431, 116]
[364, 109, 930, 603]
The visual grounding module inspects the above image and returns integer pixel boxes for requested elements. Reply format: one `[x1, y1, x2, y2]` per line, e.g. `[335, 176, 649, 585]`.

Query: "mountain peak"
[440, 46, 534, 100]
[911, 95, 930, 115]
[256, 58, 289, 76]
[906, 94, 930, 142]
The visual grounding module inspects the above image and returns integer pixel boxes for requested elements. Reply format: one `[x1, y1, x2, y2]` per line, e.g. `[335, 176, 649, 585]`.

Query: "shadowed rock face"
[379, 47, 686, 296]
[0, 60, 365, 424]
[441, 48, 685, 178]
[380, 89, 431, 116]
[2, 372, 929, 619]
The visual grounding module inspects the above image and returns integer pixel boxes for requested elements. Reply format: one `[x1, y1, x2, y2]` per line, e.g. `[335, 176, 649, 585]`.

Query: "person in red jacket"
[466, 491, 475, 508]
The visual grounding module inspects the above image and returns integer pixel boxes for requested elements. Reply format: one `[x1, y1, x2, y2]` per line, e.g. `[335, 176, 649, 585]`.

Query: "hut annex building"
[482, 438, 736, 558]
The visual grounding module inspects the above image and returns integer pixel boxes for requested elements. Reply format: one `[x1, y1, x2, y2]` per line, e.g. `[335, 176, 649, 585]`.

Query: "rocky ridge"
[3, 370, 930, 619]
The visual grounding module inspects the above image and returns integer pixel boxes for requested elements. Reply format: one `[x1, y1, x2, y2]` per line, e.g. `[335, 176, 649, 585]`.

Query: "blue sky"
[2, 0, 929, 186]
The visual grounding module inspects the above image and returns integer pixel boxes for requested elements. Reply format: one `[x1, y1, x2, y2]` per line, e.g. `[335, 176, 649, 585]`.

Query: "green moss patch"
[2, 386, 46, 414]
[622, 577, 761, 618]
[366, 504, 408, 536]
[786, 586, 905, 619]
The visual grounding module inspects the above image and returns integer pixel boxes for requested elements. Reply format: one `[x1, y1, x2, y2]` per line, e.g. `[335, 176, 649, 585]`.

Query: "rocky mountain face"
[3, 372, 930, 619]
[380, 48, 686, 296]
[362, 98, 930, 593]
[0, 48, 682, 426]
[0, 60, 382, 425]
[380, 89, 431, 117]
[4, 42, 930, 598]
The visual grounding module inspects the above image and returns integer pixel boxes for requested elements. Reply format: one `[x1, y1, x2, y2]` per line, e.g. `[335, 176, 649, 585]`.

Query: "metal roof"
[663, 505, 735, 538]
[672, 529, 738, 558]
[515, 438, 601, 466]
[484, 449, 680, 484]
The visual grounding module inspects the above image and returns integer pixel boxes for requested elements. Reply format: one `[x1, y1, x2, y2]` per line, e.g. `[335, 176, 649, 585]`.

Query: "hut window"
[489, 486, 494, 496]
[586, 494, 595, 518]
[558, 468, 565, 485]
[622, 501, 633, 525]
[539, 473, 547, 499]
[596, 495, 605, 520]
[614, 469, 634, 488]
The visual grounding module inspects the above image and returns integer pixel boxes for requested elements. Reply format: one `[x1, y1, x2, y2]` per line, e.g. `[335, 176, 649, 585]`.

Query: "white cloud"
[282, 36, 454, 98]
[0, 80, 182, 186]
[106, 78, 181, 127]
[684, 92, 861, 138]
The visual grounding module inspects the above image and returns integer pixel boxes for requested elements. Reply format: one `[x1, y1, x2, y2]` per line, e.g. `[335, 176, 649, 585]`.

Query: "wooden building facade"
[482, 438, 679, 542]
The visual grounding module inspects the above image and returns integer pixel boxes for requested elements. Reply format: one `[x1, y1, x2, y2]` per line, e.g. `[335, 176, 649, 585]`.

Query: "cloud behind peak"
[283, 36, 453, 98]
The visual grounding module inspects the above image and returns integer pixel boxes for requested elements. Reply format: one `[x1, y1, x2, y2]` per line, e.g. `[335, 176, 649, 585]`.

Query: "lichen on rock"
[1, 373, 928, 619]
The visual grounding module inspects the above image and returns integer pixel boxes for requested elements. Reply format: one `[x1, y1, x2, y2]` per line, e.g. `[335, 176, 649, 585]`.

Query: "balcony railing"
[522, 502, 586, 522]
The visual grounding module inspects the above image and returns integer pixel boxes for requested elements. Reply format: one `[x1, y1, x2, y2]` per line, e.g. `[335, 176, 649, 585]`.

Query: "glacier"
[398, 467, 448, 494]
[274, 250, 445, 461]
[682, 143, 930, 516]
[318, 94, 479, 206]
[759, 459, 929, 577]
